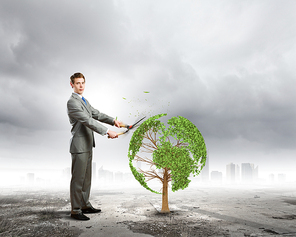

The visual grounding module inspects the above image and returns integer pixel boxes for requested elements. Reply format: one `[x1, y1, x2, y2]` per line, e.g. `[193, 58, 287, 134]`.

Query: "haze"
[0, 0, 295, 187]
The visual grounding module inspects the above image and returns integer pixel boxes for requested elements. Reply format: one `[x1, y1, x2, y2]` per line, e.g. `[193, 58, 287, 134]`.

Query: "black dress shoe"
[82, 206, 101, 214]
[71, 213, 90, 221]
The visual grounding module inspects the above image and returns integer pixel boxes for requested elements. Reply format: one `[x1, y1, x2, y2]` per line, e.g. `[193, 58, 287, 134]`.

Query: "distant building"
[235, 164, 240, 181]
[27, 173, 35, 185]
[114, 171, 123, 183]
[278, 174, 286, 183]
[226, 163, 236, 182]
[211, 171, 222, 181]
[62, 167, 71, 180]
[253, 165, 258, 180]
[241, 163, 252, 182]
[123, 173, 133, 182]
[98, 166, 113, 183]
[226, 163, 241, 183]
[241, 163, 258, 182]
[269, 173, 275, 183]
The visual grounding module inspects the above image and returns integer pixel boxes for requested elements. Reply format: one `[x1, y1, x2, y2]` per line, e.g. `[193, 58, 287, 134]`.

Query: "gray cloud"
[0, 0, 295, 174]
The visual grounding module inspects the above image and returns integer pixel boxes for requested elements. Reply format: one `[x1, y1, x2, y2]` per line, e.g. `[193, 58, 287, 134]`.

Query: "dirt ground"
[1, 184, 296, 236]
[0, 189, 81, 237]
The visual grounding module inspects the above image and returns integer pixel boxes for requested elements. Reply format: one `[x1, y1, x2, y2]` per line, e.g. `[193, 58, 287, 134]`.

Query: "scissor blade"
[130, 116, 146, 129]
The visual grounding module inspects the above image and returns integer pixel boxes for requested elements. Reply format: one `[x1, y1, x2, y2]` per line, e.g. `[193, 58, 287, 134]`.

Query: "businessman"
[67, 72, 121, 221]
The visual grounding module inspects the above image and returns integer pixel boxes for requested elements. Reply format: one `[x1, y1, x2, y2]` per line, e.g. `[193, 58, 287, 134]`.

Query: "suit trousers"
[70, 151, 93, 214]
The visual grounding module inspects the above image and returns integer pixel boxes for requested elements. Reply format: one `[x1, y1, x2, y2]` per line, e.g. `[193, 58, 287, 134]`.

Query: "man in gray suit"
[67, 72, 121, 221]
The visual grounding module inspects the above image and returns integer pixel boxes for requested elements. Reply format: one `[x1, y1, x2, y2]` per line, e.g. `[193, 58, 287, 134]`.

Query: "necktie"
[82, 97, 87, 105]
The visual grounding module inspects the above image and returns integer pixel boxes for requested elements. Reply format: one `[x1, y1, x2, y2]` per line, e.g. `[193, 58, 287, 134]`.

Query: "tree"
[128, 113, 207, 213]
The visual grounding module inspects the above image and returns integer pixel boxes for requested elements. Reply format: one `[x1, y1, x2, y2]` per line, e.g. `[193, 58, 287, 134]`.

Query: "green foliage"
[128, 113, 207, 194]
[153, 142, 194, 191]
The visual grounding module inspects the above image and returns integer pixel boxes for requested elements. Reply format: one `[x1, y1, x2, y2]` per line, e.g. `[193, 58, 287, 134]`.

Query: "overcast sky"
[0, 0, 295, 180]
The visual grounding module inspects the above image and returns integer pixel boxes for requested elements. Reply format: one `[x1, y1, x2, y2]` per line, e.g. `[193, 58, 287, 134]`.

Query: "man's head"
[70, 72, 85, 95]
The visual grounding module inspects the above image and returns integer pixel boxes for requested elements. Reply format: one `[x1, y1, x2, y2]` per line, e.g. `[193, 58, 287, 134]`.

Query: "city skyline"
[1, 159, 294, 189]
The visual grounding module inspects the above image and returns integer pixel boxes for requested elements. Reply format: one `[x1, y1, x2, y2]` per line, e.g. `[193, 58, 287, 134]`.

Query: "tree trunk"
[160, 168, 170, 213]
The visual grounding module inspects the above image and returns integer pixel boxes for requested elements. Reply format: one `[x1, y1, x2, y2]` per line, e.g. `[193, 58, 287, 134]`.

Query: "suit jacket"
[67, 93, 114, 153]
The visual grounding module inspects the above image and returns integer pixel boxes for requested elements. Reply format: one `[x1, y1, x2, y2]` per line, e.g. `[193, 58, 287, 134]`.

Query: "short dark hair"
[70, 72, 85, 84]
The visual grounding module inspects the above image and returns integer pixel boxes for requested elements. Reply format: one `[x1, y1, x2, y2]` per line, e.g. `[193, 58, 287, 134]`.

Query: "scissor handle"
[120, 124, 132, 129]
[108, 131, 126, 138]
[120, 124, 128, 128]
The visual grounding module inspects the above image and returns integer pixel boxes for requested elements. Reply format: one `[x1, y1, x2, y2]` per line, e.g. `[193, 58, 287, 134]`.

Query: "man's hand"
[107, 130, 118, 139]
[114, 120, 123, 128]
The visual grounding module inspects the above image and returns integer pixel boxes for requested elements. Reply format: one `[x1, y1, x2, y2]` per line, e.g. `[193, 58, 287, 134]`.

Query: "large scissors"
[117, 116, 146, 136]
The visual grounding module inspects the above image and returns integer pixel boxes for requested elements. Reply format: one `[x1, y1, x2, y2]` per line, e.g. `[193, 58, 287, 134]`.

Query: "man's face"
[70, 78, 85, 95]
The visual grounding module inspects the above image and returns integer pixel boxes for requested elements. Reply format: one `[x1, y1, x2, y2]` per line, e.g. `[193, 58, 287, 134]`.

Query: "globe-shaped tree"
[128, 113, 207, 213]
